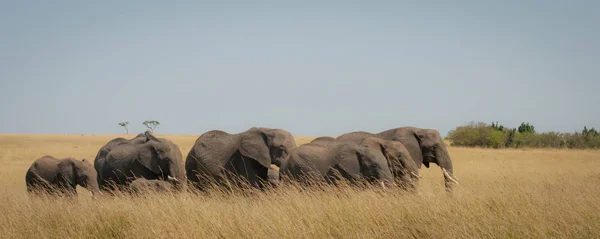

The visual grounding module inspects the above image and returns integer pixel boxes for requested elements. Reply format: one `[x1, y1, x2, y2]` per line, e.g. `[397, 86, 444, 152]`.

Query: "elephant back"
[310, 136, 337, 145]
[186, 130, 240, 177]
[280, 144, 328, 181]
[94, 138, 127, 168]
[336, 131, 378, 144]
[27, 156, 62, 182]
[94, 134, 148, 170]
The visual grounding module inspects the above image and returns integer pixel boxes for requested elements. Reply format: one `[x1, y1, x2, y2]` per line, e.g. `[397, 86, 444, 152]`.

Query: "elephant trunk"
[442, 168, 459, 185]
[167, 166, 186, 190]
[435, 145, 458, 191]
[377, 168, 396, 189]
[86, 177, 101, 196]
[166, 169, 180, 186]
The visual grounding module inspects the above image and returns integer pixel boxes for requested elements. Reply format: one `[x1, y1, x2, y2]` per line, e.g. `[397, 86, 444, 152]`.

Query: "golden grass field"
[1, 134, 600, 238]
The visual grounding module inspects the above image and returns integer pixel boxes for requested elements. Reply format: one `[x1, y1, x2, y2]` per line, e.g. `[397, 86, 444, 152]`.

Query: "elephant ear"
[373, 140, 391, 162]
[57, 159, 77, 187]
[378, 142, 398, 173]
[413, 129, 433, 168]
[363, 138, 391, 166]
[137, 143, 163, 175]
[336, 147, 363, 180]
[145, 130, 160, 142]
[239, 130, 272, 168]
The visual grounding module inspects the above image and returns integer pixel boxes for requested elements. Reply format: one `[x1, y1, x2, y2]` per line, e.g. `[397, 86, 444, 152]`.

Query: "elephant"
[358, 137, 420, 189]
[94, 132, 149, 187]
[185, 127, 297, 190]
[129, 178, 175, 194]
[308, 136, 419, 187]
[278, 138, 395, 188]
[337, 127, 459, 191]
[25, 156, 100, 196]
[98, 131, 186, 192]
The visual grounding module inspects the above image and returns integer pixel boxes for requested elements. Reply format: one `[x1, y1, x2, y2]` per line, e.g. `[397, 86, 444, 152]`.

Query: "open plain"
[1, 134, 599, 238]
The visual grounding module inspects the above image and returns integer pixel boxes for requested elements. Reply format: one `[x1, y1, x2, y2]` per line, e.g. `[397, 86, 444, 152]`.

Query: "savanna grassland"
[1, 134, 600, 238]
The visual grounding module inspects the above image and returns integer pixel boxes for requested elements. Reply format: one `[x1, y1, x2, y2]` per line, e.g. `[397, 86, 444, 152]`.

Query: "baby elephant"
[129, 178, 175, 194]
[25, 156, 100, 196]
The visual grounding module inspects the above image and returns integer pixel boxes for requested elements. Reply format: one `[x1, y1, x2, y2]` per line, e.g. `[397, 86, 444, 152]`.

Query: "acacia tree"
[143, 120, 160, 133]
[118, 121, 130, 134]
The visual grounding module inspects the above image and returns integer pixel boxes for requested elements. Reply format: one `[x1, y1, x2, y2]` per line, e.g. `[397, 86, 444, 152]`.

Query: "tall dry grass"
[1, 134, 600, 238]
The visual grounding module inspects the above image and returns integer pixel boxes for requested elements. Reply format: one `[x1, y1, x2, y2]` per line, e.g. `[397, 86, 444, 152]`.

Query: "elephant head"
[239, 127, 297, 169]
[355, 145, 395, 188]
[137, 131, 185, 185]
[360, 137, 420, 188]
[411, 128, 459, 189]
[56, 158, 100, 195]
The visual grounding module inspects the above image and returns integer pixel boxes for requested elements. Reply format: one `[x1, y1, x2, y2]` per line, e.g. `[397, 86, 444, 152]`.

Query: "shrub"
[488, 130, 506, 148]
[448, 122, 599, 149]
[448, 122, 500, 148]
[564, 133, 586, 149]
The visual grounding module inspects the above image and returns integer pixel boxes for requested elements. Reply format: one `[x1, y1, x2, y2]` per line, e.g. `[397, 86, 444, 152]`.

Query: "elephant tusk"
[168, 176, 178, 182]
[410, 172, 421, 179]
[442, 168, 459, 185]
[380, 181, 386, 189]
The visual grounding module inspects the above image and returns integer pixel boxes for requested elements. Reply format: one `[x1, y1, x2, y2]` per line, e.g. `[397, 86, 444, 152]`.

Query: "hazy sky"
[1, 1, 598, 136]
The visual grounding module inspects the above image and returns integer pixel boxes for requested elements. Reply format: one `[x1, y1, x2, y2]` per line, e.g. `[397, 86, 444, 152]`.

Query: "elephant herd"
[25, 126, 459, 197]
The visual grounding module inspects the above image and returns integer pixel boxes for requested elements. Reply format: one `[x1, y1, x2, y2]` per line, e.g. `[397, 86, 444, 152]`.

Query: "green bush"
[448, 122, 600, 149]
[488, 131, 506, 148]
[448, 122, 504, 148]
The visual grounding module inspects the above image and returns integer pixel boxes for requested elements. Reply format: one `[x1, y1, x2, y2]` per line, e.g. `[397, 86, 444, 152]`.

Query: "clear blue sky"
[1, 1, 598, 136]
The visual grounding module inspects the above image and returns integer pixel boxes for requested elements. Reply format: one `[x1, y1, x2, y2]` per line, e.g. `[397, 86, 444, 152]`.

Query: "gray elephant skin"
[337, 127, 459, 191]
[94, 132, 148, 187]
[129, 178, 175, 194]
[25, 155, 100, 196]
[310, 136, 420, 187]
[185, 127, 297, 190]
[278, 137, 395, 188]
[98, 131, 185, 191]
[357, 137, 421, 188]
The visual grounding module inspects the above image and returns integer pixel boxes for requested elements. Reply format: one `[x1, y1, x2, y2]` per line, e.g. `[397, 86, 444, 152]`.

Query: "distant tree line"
[447, 121, 600, 149]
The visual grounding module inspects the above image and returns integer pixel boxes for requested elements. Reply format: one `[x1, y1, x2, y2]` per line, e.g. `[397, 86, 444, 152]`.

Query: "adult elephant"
[99, 131, 186, 191]
[358, 137, 420, 188]
[278, 138, 395, 188]
[309, 136, 420, 187]
[26, 156, 100, 196]
[94, 132, 148, 187]
[337, 127, 459, 191]
[185, 127, 297, 190]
